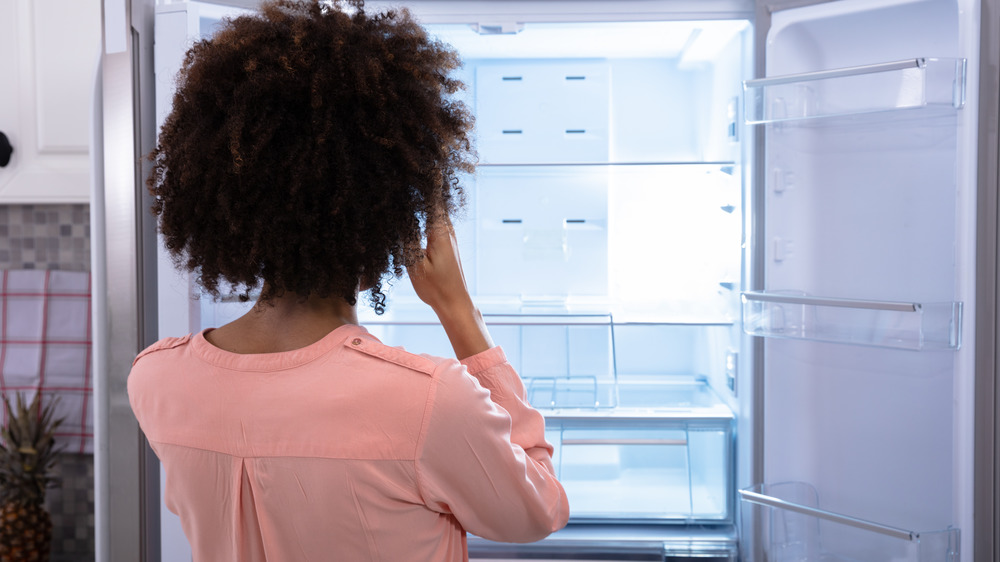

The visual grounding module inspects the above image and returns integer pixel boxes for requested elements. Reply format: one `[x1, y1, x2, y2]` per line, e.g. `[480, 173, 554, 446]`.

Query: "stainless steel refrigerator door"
[95, 0, 159, 559]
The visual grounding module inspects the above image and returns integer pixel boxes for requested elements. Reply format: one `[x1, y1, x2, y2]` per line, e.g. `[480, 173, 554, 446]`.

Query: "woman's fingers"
[423, 214, 455, 261]
[409, 216, 469, 312]
[408, 215, 494, 359]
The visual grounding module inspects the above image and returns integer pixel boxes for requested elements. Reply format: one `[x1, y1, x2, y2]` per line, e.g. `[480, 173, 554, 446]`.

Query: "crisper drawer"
[548, 419, 733, 522]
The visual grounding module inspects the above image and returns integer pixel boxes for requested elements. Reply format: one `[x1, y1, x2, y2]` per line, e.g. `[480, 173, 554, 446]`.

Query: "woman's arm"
[407, 218, 494, 360]
[415, 351, 570, 542]
[408, 218, 570, 541]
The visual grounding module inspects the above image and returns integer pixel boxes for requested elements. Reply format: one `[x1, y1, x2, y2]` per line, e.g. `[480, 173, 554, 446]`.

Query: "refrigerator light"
[472, 22, 524, 35]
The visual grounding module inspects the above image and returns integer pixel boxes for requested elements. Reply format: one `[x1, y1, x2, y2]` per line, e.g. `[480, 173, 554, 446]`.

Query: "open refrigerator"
[94, 0, 998, 560]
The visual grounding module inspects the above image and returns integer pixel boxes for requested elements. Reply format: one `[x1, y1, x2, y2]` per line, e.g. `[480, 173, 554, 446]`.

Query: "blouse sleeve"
[414, 346, 570, 543]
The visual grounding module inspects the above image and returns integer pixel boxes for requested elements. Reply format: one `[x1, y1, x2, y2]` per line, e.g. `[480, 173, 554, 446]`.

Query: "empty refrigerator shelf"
[531, 378, 734, 418]
[740, 483, 959, 561]
[361, 298, 612, 321]
[743, 57, 966, 124]
[359, 298, 738, 326]
[741, 291, 962, 350]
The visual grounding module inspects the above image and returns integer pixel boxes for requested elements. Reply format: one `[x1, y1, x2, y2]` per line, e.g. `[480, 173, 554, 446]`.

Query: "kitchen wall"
[0, 204, 90, 271]
[0, 203, 93, 561]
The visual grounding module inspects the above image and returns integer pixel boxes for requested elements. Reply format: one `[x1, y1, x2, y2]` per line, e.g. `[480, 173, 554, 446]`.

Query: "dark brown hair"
[148, 0, 474, 312]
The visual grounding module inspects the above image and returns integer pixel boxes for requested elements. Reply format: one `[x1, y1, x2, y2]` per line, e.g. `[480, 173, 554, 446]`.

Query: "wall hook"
[0, 131, 12, 167]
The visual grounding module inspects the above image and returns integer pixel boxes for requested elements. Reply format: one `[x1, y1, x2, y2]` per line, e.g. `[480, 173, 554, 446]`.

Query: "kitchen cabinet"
[0, 0, 101, 203]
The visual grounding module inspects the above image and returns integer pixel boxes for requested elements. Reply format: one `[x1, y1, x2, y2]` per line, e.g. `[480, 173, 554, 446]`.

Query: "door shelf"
[740, 482, 959, 561]
[741, 291, 962, 350]
[743, 58, 966, 124]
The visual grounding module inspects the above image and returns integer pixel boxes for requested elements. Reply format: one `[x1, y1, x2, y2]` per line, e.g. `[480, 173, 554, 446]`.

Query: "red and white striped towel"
[0, 270, 93, 454]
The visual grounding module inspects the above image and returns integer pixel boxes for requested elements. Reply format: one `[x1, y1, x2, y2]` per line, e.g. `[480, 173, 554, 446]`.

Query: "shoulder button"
[344, 336, 437, 376]
[133, 334, 191, 366]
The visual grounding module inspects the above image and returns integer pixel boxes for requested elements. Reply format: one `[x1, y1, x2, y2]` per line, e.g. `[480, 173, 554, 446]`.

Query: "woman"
[126, 1, 570, 560]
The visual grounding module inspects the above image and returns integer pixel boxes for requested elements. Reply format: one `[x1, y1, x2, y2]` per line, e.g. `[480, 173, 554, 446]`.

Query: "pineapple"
[0, 393, 63, 562]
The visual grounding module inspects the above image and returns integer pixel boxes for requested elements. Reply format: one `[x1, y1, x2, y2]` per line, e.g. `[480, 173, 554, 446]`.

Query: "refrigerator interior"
[198, 15, 750, 525]
[165, 4, 752, 558]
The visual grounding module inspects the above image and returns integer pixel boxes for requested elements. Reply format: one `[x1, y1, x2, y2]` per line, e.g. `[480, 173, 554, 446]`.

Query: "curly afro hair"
[148, 0, 474, 313]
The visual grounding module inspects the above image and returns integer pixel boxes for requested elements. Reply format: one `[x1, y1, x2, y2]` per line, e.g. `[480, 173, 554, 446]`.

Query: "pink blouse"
[127, 323, 569, 561]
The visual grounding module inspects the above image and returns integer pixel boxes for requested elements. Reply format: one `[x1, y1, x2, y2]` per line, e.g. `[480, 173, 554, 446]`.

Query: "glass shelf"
[536, 378, 735, 421]
[362, 309, 738, 409]
[740, 482, 959, 561]
[744, 58, 966, 124]
[741, 291, 962, 350]
[469, 523, 738, 559]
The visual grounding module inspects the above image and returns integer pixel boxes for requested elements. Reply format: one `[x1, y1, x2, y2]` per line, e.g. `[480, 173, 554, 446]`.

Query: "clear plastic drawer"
[551, 419, 733, 522]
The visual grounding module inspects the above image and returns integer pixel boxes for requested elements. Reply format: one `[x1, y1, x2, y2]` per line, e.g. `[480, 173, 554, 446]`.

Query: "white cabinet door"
[0, 0, 101, 203]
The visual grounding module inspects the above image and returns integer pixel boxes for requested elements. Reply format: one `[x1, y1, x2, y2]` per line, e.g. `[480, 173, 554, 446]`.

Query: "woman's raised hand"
[409, 218, 471, 313]
[408, 218, 494, 359]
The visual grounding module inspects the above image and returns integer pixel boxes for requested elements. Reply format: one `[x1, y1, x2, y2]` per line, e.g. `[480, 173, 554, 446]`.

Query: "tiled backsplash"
[0, 204, 90, 271]
[48, 453, 95, 561]
[1, 203, 93, 559]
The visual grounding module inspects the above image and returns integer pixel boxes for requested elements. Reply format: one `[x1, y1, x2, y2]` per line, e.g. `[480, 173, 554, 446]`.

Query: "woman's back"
[130, 325, 567, 561]
[132, 0, 568, 556]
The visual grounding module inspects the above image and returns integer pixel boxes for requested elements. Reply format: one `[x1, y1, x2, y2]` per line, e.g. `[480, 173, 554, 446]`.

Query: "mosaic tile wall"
[0, 205, 90, 271]
[0, 204, 94, 560]
[47, 453, 95, 561]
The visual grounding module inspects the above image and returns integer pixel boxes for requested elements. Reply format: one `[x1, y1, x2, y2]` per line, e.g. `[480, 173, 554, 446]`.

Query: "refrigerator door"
[96, 0, 160, 560]
[741, 0, 981, 560]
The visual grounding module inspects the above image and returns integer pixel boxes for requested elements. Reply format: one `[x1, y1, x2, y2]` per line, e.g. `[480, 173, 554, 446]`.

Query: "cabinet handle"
[0, 131, 12, 167]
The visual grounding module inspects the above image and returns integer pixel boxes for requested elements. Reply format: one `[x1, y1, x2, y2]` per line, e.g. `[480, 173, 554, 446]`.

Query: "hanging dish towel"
[0, 269, 92, 454]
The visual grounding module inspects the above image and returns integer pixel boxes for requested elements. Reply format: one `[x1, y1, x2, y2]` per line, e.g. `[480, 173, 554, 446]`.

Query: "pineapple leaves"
[0, 393, 66, 506]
